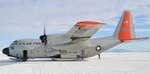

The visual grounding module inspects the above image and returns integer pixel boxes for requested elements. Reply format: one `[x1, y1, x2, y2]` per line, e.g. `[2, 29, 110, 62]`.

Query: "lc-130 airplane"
[2, 10, 149, 61]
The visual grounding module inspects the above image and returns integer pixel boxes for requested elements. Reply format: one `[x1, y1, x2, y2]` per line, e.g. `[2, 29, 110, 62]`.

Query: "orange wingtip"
[76, 21, 105, 28]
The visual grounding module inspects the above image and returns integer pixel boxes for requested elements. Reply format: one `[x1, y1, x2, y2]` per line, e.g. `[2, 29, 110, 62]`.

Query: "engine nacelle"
[39, 35, 47, 44]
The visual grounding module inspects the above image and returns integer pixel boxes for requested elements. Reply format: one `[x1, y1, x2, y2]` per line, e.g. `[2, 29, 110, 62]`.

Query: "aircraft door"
[23, 50, 28, 61]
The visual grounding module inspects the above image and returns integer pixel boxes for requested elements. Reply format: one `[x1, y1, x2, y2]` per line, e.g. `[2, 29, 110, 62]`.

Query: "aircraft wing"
[66, 21, 105, 43]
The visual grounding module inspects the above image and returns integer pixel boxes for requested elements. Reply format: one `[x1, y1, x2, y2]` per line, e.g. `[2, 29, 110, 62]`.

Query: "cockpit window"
[14, 41, 18, 43]
[11, 43, 15, 45]
[11, 41, 17, 45]
[11, 41, 18, 45]
[10, 46, 14, 50]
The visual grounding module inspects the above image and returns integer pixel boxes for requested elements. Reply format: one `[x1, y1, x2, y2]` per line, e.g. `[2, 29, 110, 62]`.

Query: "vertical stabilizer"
[113, 10, 136, 41]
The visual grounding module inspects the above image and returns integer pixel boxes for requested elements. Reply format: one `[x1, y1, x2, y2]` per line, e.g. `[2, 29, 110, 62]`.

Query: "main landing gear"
[98, 54, 100, 59]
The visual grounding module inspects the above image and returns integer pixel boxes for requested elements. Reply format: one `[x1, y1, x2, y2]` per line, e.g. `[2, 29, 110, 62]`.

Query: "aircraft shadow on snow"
[0, 59, 87, 66]
[0, 59, 22, 66]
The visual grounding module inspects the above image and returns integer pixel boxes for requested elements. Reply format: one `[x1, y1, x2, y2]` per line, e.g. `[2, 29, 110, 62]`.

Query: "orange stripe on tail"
[118, 11, 131, 42]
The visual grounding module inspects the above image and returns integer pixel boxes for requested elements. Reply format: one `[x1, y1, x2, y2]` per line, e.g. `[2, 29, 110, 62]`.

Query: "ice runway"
[0, 52, 150, 74]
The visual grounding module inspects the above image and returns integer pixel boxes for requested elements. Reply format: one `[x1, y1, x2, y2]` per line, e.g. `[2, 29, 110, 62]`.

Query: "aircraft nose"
[2, 48, 10, 56]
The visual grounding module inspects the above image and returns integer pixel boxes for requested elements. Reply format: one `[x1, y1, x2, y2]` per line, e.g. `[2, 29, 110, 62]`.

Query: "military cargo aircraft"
[2, 10, 149, 61]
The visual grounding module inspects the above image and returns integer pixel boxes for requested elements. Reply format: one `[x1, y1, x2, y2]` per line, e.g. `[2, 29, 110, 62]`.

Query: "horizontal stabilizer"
[121, 37, 149, 43]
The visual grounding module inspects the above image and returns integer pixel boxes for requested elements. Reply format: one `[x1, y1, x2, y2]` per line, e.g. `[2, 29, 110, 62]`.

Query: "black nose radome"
[2, 48, 9, 56]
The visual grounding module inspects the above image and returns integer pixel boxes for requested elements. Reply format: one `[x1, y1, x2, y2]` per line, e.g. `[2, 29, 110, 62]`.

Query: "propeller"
[39, 25, 47, 45]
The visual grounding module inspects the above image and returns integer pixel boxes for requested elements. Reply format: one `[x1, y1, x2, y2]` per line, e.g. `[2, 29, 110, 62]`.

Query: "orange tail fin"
[113, 10, 149, 42]
[118, 11, 131, 40]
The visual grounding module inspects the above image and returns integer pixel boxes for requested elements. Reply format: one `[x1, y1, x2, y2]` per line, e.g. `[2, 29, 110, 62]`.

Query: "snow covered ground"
[0, 52, 150, 74]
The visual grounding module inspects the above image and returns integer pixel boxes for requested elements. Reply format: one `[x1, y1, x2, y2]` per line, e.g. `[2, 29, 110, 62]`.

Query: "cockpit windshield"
[11, 41, 18, 45]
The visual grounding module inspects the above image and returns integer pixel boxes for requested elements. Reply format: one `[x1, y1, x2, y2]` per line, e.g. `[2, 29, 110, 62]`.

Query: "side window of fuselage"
[33, 42, 36, 45]
[10, 46, 14, 50]
[29, 42, 32, 45]
[36, 42, 41, 45]
[19, 43, 22, 45]
[23, 42, 25, 45]
[26, 42, 29, 45]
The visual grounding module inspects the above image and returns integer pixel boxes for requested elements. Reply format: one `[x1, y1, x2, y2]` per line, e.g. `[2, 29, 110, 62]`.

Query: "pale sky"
[0, 0, 150, 51]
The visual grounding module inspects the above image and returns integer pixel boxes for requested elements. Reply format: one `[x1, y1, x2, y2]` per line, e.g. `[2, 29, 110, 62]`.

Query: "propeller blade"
[44, 25, 46, 35]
